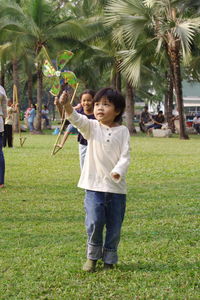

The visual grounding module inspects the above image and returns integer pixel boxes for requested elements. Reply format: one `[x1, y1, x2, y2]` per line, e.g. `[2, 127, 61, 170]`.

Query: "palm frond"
[47, 21, 85, 40]
[117, 49, 141, 87]
[175, 19, 200, 55]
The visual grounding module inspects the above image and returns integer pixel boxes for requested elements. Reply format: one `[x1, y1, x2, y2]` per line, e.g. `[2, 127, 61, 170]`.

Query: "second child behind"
[60, 87, 131, 272]
[58, 89, 95, 169]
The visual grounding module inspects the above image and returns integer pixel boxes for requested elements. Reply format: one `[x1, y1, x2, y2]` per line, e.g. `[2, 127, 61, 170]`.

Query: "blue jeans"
[0, 133, 5, 184]
[28, 121, 34, 131]
[147, 123, 162, 130]
[84, 190, 126, 264]
[42, 115, 49, 126]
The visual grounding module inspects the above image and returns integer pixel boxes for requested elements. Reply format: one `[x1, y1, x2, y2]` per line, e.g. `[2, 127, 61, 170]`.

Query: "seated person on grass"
[147, 110, 165, 135]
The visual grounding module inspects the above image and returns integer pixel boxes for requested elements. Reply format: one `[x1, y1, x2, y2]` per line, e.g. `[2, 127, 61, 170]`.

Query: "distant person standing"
[139, 106, 152, 133]
[27, 103, 36, 132]
[41, 105, 50, 127]
[3, 99, 17, 147]
[0, 85, 7, 188]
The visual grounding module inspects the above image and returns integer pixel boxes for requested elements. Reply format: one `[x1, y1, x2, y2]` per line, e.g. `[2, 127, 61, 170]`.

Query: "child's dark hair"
[80, 89, 95, 100]
[94, 87, 126, 122]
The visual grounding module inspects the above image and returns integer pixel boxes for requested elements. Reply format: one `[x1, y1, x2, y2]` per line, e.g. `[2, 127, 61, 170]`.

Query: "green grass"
[1, 132, 200, 299]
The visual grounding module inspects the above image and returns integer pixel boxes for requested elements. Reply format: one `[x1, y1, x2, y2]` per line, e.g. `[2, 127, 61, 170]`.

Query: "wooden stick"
[20, 136, 27, 146]
[42, 45, 52, 65]
[51, 83, 79, 156]
[70, 82, 79, 104]
[51, 107, 66, 156]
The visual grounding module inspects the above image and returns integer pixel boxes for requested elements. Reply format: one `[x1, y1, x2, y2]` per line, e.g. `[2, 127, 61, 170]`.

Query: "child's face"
[81, 94, 93, 113]
[94, 97, 120, 126]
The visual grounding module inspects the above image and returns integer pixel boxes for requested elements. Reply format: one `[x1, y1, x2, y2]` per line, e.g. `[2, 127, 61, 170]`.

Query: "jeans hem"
[102, 247, 118, 264]
[87, 243, 102, 261]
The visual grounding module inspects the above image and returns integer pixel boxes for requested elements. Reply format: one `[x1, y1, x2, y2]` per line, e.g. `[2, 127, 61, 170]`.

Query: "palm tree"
[105, 0, 200, 139]
[0, 43, 11, 87]
[69, 0, 137, 133]
[0, 37, 24, 131]
[0, 0, 86, 131]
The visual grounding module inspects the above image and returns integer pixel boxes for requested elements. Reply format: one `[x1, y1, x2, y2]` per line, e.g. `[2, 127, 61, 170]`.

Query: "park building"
[135, 80, 200, 117]
[182, 80, 200, 116]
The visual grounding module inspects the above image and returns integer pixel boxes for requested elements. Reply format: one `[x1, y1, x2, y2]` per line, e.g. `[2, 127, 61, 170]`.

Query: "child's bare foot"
[59, 91, 69, 105]
[0, 184, 5, 188]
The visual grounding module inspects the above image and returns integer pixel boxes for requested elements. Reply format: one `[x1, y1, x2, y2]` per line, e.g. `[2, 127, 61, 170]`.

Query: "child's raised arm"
[59, 91, 92, 141]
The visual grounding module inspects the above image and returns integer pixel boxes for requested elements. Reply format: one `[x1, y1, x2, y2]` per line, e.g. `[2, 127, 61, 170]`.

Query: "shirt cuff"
[110, 171, 122, 183]
[67, 109, 77, 121]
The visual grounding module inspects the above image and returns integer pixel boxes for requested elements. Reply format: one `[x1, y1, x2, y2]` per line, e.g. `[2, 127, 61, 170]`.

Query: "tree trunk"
[125, 82, 137, 135]
[111, 68, 116, 88]
[116, 70, 121, 92]
[112, 63, 121, 92]
[0, 62, 5, 87]
[168, 41, 189, 139]
[12, 58, 20, 132]
[27, 71, 33, 107]
[35, 66, 43, 132]
[165, 70, 174, 132]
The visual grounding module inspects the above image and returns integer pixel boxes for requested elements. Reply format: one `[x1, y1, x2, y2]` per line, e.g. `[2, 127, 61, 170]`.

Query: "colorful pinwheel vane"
[42, 50, 78, 96]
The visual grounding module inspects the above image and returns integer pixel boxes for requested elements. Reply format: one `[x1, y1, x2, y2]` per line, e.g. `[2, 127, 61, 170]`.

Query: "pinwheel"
[42, 50, 78, 96]
[51, 82, 79, 156]
[42, 49, 79, 155]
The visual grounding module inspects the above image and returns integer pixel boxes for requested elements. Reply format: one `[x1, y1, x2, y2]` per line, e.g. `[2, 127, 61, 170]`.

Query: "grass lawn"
[1, 132, 200, 299]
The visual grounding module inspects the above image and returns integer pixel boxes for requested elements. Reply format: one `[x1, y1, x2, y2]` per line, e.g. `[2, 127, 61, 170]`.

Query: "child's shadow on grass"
[117, 262, 167, 272]
[117, 261, 199, 273]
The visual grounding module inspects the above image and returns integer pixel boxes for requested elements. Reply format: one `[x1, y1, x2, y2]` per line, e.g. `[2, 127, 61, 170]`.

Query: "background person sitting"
[193, 114, 200, 134]
[139, 105, 152, 133]
[147, 110, 165, 135]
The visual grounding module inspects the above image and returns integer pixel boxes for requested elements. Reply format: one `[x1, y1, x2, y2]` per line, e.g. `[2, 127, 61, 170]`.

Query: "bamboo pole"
[13, 84, 27, 147]
[51, 83, 79, 156]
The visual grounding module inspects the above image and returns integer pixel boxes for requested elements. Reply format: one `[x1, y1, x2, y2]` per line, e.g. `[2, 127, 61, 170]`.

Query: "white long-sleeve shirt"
[0, 86, 7, 133]
[68, 109, 131, 194]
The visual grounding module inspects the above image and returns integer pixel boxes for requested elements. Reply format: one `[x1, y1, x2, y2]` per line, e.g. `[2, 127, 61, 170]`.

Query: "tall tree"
[0, 0, 86, 131]
[105, 0, 200, 139]
[68, 0, 137, 132]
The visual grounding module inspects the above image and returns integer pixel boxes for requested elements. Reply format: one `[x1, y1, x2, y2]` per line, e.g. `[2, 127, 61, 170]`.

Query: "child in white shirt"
[60, 87, 131, 272]
[0, 85, 7, 188]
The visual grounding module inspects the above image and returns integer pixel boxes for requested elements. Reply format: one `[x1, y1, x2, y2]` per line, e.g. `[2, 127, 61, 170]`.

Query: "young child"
[57, 89, 95, 169]
[0, 85, 7, 188]
[60, 87, 130, 272]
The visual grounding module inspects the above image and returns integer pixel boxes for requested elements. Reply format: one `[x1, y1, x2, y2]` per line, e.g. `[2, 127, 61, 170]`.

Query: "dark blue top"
[77, 107, 95, 146]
